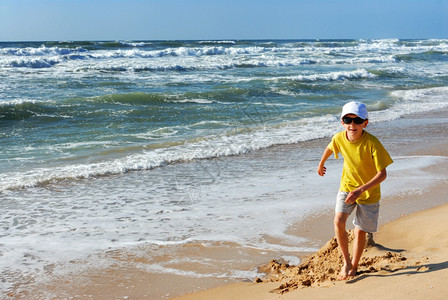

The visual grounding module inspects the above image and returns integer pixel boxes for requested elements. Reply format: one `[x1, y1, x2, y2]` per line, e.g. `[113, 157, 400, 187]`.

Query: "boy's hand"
[317, 147, 333, 177]
[345, 189, 362, 204]
[345, 169, 387, 204]
[317, 165, 326, 176]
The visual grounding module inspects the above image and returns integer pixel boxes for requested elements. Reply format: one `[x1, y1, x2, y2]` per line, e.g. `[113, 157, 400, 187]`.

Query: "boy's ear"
[363, 119, 369, 128]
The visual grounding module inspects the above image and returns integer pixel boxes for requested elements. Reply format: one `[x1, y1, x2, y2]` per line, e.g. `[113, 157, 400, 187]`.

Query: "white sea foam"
[0, 45, 82, 56]
[174, 98, 215, 104]
[199, 40, 237, 44]
[293, 69, 376, 81]
[0, 98, 43, 106]
[372, 86, 448, 122]
[118, 40, 148, 47]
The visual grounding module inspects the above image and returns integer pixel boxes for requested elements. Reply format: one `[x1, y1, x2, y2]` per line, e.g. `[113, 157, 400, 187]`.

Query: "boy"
[317, 101, 393, 280]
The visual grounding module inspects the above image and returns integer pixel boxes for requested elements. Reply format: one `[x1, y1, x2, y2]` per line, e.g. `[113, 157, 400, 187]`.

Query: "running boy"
[317, 101, 393, 280]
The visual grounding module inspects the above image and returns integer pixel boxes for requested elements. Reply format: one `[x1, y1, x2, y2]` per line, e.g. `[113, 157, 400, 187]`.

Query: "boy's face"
[341, 113, 368, 141]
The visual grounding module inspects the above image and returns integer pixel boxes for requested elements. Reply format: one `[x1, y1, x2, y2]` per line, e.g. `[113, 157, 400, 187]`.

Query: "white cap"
[341, 101, 368, 119]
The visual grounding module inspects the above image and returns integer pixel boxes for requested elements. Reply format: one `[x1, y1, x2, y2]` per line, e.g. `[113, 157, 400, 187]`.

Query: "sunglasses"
[342, 116, 366, 124]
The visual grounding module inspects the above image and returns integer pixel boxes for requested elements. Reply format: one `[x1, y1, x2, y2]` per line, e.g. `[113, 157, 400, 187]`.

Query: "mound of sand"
[255, 230, 415, 294]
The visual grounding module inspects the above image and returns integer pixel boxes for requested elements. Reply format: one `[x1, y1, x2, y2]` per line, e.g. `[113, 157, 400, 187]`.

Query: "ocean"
[1, 39, 448, 295]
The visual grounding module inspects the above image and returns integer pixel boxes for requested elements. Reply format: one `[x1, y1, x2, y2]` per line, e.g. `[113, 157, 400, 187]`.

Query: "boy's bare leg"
[349, 227, 367, 276]
[334, 212, 351, 280]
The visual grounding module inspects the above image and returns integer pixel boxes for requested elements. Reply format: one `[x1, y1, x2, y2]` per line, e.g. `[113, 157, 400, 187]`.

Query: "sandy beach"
[6, 109, 448, 299]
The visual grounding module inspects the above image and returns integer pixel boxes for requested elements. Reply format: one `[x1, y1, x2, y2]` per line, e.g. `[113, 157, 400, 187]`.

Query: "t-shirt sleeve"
[372, 139, 393, 171]
[327, 134, 340, 159]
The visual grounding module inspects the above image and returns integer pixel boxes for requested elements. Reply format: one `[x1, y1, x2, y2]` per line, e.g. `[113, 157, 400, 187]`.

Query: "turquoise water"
[1, 39, 448, 294]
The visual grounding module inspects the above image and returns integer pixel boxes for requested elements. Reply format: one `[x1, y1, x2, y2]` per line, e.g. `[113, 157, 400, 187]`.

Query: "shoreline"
[7, 109, 448, 299]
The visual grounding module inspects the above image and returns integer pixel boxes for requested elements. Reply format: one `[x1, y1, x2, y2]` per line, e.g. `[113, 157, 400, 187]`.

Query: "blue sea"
[1, 39, 448, 296]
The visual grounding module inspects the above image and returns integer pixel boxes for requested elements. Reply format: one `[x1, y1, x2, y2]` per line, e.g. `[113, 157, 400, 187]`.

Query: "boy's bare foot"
[348, 268, 358, 277]
[337, 264, 352, 280]
[348, 267, 358, 277]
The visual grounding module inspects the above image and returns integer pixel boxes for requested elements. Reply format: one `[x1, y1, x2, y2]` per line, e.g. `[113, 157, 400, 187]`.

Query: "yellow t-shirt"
[328, 130, 393, 204]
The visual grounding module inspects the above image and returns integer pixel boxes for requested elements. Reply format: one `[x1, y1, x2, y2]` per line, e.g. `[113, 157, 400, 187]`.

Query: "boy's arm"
[345, 168, 388, 204]
[317, 147, 333, 176]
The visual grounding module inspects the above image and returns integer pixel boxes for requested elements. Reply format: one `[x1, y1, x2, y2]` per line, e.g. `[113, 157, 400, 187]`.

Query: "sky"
[0, 0, 447, 41]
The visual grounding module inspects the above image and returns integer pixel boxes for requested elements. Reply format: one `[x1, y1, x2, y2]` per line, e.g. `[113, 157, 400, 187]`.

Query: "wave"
[0, 92, 221, 122]
[99, 41, 149, 48]
[0, 93, 170, 121]
[2, 45, 89, 68]
[198, 40, 237, 45]
[395, 50, 448, 62]
[9, 57, 61, 68]
[292, 69, 376, 82]
[88, 46, 270, 59]
[0, 45, 87, 56]
[369, 67, 408, 78]
[0, 99, 59, 120]
[70, 58, 319, 73]
[90, 92, 170, 105]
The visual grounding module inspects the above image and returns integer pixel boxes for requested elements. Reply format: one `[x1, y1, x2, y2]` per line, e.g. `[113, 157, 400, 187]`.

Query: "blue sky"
[1, 0, 447, 41]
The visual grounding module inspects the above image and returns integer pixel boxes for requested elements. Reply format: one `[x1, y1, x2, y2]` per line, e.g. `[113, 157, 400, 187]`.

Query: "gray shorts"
[335, 191, 380, 233]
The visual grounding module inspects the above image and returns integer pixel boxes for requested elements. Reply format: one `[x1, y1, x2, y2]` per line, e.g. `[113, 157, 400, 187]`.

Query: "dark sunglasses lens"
[353, 117, 365, 124]
[343, 117, 365, 124]
[342, 117, 352, 124]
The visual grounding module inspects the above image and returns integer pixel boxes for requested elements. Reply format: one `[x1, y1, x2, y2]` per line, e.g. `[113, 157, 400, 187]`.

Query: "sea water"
[1, 39, 448, 293]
